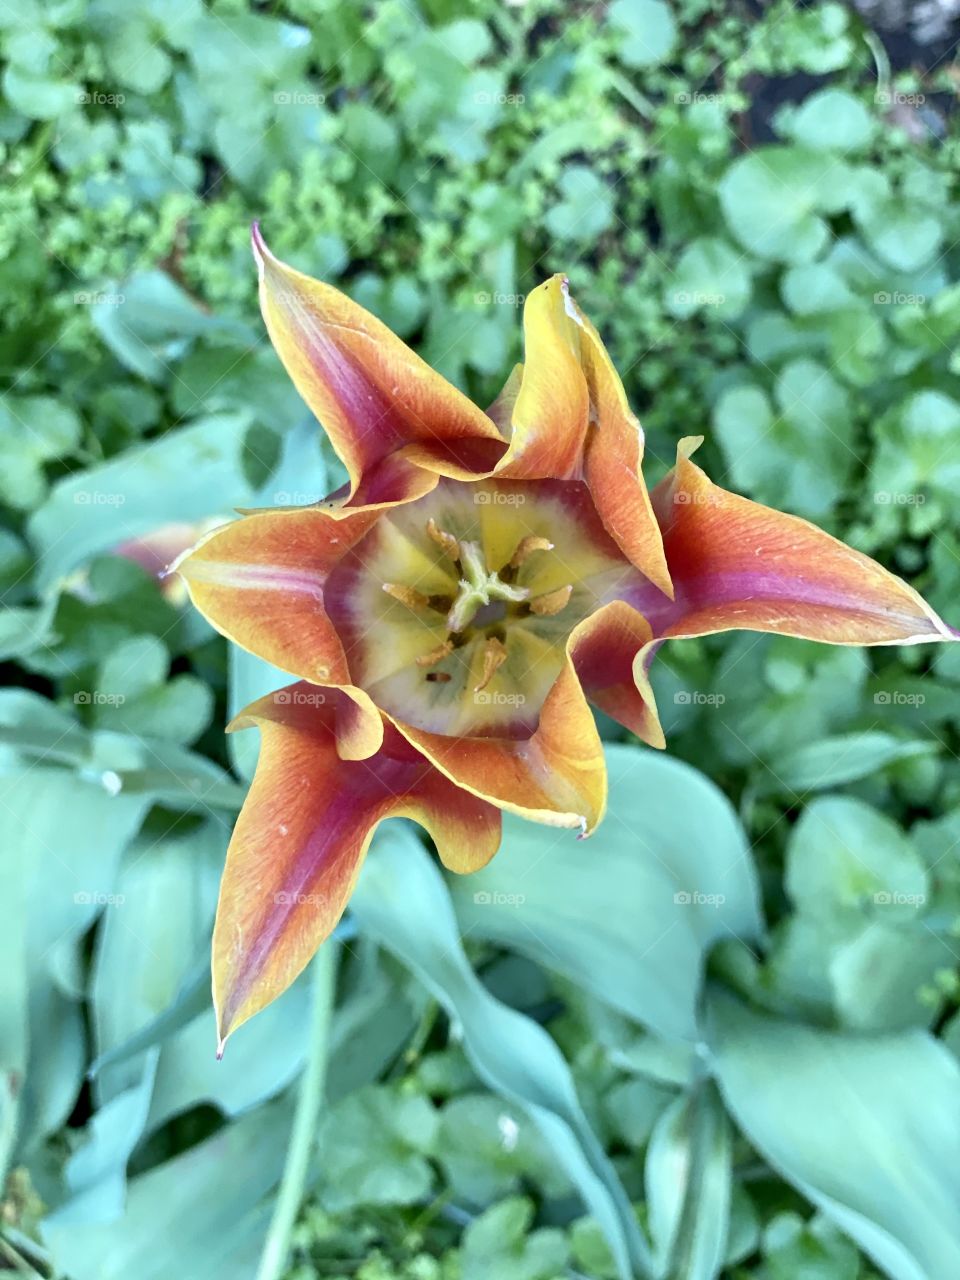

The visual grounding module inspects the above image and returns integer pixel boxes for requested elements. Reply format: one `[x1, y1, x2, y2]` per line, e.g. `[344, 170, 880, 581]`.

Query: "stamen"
[474, 636, 508, 693]
[425, 671, 451, 683]
[529, 584, 573, 617]
[383, 583, 431, 611]
[416, 640, 454, 668]
[426, 518, 461, 561]
[509, 535, 553, 570]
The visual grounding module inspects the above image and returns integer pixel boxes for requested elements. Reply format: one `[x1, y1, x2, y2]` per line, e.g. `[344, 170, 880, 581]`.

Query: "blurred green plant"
[2, 1, 960, 1278]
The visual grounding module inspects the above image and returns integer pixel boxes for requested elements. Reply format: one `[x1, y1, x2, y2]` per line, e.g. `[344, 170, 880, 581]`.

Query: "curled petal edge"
[390, 611, 612, 835]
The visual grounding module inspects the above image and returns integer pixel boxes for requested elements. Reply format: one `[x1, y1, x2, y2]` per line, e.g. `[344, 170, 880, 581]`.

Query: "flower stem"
[607, 70, 656, 121]
[255, 943, 339, 1280]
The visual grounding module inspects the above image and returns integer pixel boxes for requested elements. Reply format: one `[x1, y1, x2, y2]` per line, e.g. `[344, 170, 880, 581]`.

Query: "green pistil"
[446, 539, 530, 633]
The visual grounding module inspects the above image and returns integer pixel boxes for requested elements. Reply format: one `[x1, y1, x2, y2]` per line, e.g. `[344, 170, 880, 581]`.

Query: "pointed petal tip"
[555, 273, 580, 322]
[167, 543, 194, 579]
[211, 700, 501, 1030]
[167, 517, 235, 580]
[678, 434, 705, 462]
[251, 221, 280, 281]
[215, 999, 231, 1058]
[225, 711, 258, 734]
[653, 448, 957, 647]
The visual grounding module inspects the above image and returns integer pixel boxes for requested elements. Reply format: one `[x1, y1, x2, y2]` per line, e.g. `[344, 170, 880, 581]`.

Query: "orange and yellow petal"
[252, 226, 505, 504]
[495, 276, 590, 481]
[215, 685, 501, 1045]
[392, 619, 609, 834]
[322, 448, 443, 512]
[493, 277, 672, 597]
[175, 505, 382, 685]
[115, 517, 229, 582]
[570, 601, 665, 749]
[650, 438, 957, 645]
[570, 299, 673, 599]
[486, 362, 523, 435]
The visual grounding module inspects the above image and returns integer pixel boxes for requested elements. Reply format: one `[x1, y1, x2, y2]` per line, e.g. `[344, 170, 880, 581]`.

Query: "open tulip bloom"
[177, 226, 957, 1047]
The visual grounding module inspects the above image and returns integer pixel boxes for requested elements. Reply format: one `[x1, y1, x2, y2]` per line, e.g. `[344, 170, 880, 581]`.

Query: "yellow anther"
[529, 584, 573, 617]
[474, 636, 508, 693]
[509, 535, 553, 570]
[427, 518, 461, 561]
[416, 640, 454, 668]
[383, 583, 431, 611]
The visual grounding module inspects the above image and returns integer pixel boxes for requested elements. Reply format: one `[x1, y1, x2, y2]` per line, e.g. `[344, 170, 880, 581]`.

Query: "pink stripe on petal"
[252, 227, 505, 504]
[215, 685, 500, 1044]
[650, 440, 956, 646]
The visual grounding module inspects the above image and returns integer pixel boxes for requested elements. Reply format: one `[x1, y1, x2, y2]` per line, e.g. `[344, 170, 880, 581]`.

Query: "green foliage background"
[2, 1, 960, 1277]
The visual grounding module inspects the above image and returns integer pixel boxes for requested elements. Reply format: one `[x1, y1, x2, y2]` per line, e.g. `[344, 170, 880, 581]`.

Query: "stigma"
[380, 518, 572, 684]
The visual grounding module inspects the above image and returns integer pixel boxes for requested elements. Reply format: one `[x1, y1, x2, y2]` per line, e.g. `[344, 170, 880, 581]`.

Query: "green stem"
[864, 28, 891, 97]
[24, 121, 55, 175]
[0, 1230, 49, 1278]
[665, 1078, 726, 1280]
[388, 996, 438, 1079]
[608, 70, 657, 121]
[255, 944, 339, 1280]
[490, 5, 526, 63]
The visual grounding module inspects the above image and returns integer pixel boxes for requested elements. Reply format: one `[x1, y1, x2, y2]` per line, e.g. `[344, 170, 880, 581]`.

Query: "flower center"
[380, 522, 575, 699]
[325, 478, 645, 737]
[446, 538, 531, 632]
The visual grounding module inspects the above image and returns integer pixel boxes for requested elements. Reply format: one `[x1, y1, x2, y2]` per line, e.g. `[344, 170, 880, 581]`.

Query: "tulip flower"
[178, 226, 955, 1046]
